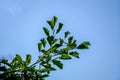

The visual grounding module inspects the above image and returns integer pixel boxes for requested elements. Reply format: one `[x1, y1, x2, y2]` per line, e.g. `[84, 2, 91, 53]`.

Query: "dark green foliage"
[68, 36, 73, 45]
[60, 54, 72, 60]
[40, 38, 47, 48]
[56, 23, 63, 34]
[47, 36, 54, 46]
[77, 41, 90, 49]
[38, 43, 42, 52]
[0, 16, 90, 80]
[64, 31, 70, 38]
[69, 51, 79, 58]
[47, 16, 57, 30]
[43, 27, 50, 37]
[52, 59, 63, 69]
[0, 66, 7, 71]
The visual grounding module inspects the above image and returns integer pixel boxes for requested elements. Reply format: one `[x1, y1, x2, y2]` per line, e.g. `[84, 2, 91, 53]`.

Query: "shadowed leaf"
[68, 36, 73, 45]
[0, 66, 7, 71]
[41, 38, 47, 48]
[64, 31, 70, 38]
[38, 43, 42, 52]
[47, 36, 54, 46]
[77, 41, 90, 49]
[47, 16, 58, 30]
[69, 51, 79, 58]
[43, 27, 50, 37]
[52, 59, 63, 69]
[56, 23, 63, 34]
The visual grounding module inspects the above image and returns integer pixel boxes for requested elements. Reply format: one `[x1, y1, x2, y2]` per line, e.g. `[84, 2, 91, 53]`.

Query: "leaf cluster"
[0, 16, 90, 80]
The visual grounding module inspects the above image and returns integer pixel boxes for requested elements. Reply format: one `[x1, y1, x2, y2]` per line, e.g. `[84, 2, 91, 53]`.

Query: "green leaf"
[52, 16, 57, 27]
[68, 39, 77, 49]
[42, 74, 49, 78]
[48, 46, 57, 53]
[77, 41, 90, 49]
[52, 38, 58, 44]
[36, 67, 56, 73]
[72, 40, 77, 47]
[64, 31, 70, 38]
[69, 51, 79, 58]
[21, 61, 26, 70]
[48, 44, 61, 53]
[54, 44, 61, 48]
[53, 16, 57, 21]
[41, 49, 47, 54]
[59, 38, 64, 45]
[26, 54, 31, 65]
[47, 36, 54, 46]
[47, 16, 58, 30]
[52, 59, 63, 69]
[60, 54, 71, 60]
[50, 67, 56, 71]
[16, 54, 22, 63]
[59, 48, 69, 54]
[38, 43, 42, 52]
[47, 21, 53, 29]
[56, 23, 63, 34]
[36, 68, 50, 73]
[41, 38, 47, 48]
[68, 36, 73, 44]
[43, 27, 50, 37]
[11, 57, 17, 65]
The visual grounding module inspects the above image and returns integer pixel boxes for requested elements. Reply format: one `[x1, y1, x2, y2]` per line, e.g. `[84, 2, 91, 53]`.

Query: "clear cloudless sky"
[0, 0, 120, 80]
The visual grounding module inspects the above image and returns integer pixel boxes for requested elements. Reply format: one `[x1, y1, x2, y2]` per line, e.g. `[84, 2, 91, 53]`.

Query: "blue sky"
[0, 0, 120, 80]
